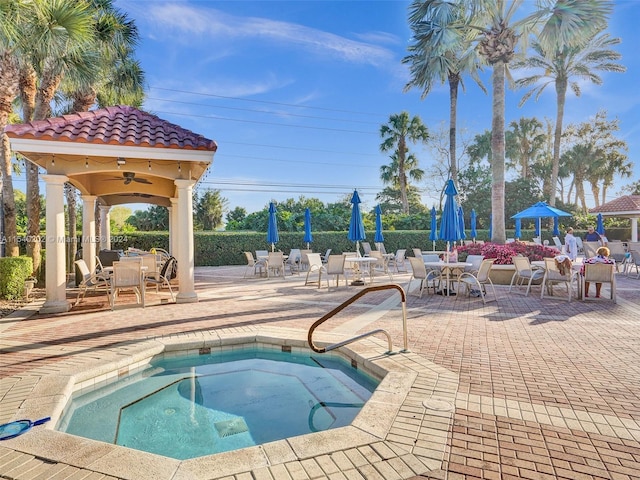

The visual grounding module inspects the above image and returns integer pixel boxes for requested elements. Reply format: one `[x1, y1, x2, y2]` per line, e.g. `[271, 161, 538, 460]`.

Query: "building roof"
[5, 105, 217, 152]
[589, 195, 640, 216]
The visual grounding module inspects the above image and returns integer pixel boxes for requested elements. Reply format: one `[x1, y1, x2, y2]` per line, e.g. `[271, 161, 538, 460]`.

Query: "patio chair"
[362, 242, 372, 256]
[300, 249, 313, 271]
[532, 237, 542, 245]
[376, 243, 387, 255]
[256, 250, 269, 260]
[412, 248, 422, 258]
[267, 252, 285, 278]
[388, 249, 408, 273]
[457, 259, 496, 304]
[540, 257, 579, 302]
[407, 256, 439, 298]
[583, 241, 600, 259]
[625, 250, 640, 279]
[320, 248, 332, 264]
[582, 262, 616, 302]
[464, 255, 484, 275]
[552, 236, 564, 251]
[243, 251, 266, 278]
[369, 250, 393, 282]
[110, 260, 144, 309]
[74, 259, 110, 305]
[607, 241, 627, 270]
[509, 256, 545, 296]
[576, 236, 584, 254]
[304, 253, 325, 288]
[140, 254, 159, 291]
[286, 249, 302, 275]
[342, 252, 359, 277]
[326, 254, 348, 288]
[145, 256, 176, 302]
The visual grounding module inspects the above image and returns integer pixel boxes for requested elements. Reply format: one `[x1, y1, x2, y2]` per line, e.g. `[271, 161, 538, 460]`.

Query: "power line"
[149, 86, 385, 117]
[146, 96, 381, 126]
[216, 153, 381, 168]
[151, 109, 376, 135]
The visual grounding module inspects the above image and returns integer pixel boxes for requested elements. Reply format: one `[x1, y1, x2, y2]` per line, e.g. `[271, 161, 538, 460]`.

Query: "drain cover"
[214, 418, 249, 438]
[423, 398, 454, 412]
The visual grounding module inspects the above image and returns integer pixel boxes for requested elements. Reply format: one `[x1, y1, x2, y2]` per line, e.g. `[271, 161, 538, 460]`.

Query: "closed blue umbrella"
[553, 216, 560, 236]
[429, 206, 437, 251]
[348, 190, 366, 255]
[596, 213, 605, 235]
[458, 206, 466, 243]
[470, 209, 477, 240]
[514, 218, 522, 239]
[267, 202, 279, 252]
[374, 205, 384, 243]
[438, 179, 461, 257]
[303, 208, 313, 249]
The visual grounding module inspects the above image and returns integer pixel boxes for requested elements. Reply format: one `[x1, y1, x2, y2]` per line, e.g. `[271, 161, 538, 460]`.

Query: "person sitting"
[564, 227, 578, 261]
[584, 226, 603, 244]
[581, 246, 615, 298]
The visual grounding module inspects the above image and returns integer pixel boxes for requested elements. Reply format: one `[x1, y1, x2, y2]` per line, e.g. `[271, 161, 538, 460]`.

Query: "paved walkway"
[1, 265, 639, 479]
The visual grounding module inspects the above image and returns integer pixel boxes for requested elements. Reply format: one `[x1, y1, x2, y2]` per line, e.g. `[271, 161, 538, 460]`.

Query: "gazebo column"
[169, 197, 178, 256]
[174, 180, 197, 303]
[82, 196, 97, 271]
[41, 174, 70, 314]
[632, 217, 638, 242]
[99, 205, 111, 250]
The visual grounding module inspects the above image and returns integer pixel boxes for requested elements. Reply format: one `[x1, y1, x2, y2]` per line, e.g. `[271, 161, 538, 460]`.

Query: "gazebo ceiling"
[5, 106, 217, 207]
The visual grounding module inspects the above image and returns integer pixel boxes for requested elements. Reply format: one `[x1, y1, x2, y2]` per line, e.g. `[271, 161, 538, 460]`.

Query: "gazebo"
[589, 195, 640, 242]
[5, 106, 218, 313]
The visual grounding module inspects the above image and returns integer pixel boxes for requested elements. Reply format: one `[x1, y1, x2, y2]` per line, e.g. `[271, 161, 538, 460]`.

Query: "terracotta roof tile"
[589, 195, 640, 213]
[4, 105, 217, 152]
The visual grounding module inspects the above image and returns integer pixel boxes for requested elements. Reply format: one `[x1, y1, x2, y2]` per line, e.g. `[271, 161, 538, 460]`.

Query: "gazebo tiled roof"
[589, 195, 640, 216]
[5, 105, 217, 152]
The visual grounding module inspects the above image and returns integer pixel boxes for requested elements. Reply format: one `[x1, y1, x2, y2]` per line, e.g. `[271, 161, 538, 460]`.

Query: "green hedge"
[0, 256, 33, 300]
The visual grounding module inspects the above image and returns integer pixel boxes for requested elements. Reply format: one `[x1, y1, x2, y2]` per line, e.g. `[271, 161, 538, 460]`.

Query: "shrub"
[0, 256, 34, 300]
[456, 242, 559, 265]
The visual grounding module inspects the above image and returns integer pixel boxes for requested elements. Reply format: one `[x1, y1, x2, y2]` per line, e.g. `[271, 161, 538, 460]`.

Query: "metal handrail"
[307, 284, 408, 354]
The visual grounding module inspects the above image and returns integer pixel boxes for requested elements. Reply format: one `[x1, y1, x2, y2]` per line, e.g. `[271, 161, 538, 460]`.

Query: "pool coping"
[4, 327, 459, 480]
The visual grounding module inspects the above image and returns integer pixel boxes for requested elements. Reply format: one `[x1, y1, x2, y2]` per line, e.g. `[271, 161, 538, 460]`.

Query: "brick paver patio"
[1, 264, 639, 479]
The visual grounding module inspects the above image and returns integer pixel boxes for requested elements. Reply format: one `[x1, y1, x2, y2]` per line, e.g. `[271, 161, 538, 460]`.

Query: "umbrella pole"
[271, 243, 275, 252]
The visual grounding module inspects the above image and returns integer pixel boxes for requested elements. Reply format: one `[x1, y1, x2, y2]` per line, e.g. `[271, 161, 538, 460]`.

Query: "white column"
[169, 197, 178, 256]
[82, 196, 97, 271]
[99, 205, 111, 250]
[174, 180, 197, 303]
[631, 217, 638, 243]
[41, 174, 70, 314]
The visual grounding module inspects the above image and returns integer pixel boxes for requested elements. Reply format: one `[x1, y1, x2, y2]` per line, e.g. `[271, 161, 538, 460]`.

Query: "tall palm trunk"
[65, 183, 77, 272]
[550, 77, 567, 206]
[490, 62, 506, 243]
[398, 137, 409, 214]
[0, 53, 20, 257]
[448, 72, 459, 183]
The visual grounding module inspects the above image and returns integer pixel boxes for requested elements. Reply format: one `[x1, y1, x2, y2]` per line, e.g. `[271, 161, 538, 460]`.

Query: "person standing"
[564, 227, 578, 261]
[581, 246, 615, 298]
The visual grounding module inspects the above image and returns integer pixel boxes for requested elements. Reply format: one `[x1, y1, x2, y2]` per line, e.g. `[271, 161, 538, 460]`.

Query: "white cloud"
[136, 2, 396, 67]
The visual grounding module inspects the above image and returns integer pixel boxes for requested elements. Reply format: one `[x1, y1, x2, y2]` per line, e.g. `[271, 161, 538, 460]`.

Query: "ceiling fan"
[109, 172, 152, 185]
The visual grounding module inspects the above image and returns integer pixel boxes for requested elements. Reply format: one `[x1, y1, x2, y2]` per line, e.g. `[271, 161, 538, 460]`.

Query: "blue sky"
[21, 1, 640, 215]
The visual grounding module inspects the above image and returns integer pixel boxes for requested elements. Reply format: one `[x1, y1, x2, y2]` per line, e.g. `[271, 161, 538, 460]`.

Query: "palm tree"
[459, 0, 611, 243]
[0, 0, 32, 256]
[380, 151, 425, 190]
[379, 112, 429, 214]
[403, 0, 486, 184]
[505, 117, 546, 179]
[18, 0, 94, 276]
[514, 29, 625, 206]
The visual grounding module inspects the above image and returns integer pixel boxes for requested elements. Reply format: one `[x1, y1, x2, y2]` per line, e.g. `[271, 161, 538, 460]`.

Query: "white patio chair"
[243, 251, 266, 278]
[286, 248, 302, 275]
[145, 256, 176, 302]
[362, 242, 372, 256]
[575, 236, 584, 254]
[582, 262, 616, 302]
[627, 250, 640, 279]
[74, 259, 110, 305]
[607, 242, 627, 270]
[540, 257, 579, 302]
[457, 259, 496, 304]
[369, 250, 393, 282]
[552, 236, 564, 251]
[464, 255, 484, 275]
[582, 241, 600, 259]
[110, 260, 144, 309]
[300, 249, 313, 271]
[388, 249, 408, 273]
[304, 253, 325, 288]
[320, 248, 332, 264]
[412, 248, 422, 258]
[509, 256, 545, 296]
[267, 252, 285, 278]
[326, 254, 348, 288]
[407, 256, 439, 298]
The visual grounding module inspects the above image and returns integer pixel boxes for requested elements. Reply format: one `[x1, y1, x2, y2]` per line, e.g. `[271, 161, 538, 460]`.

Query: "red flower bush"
[456, 241, 559, 265]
